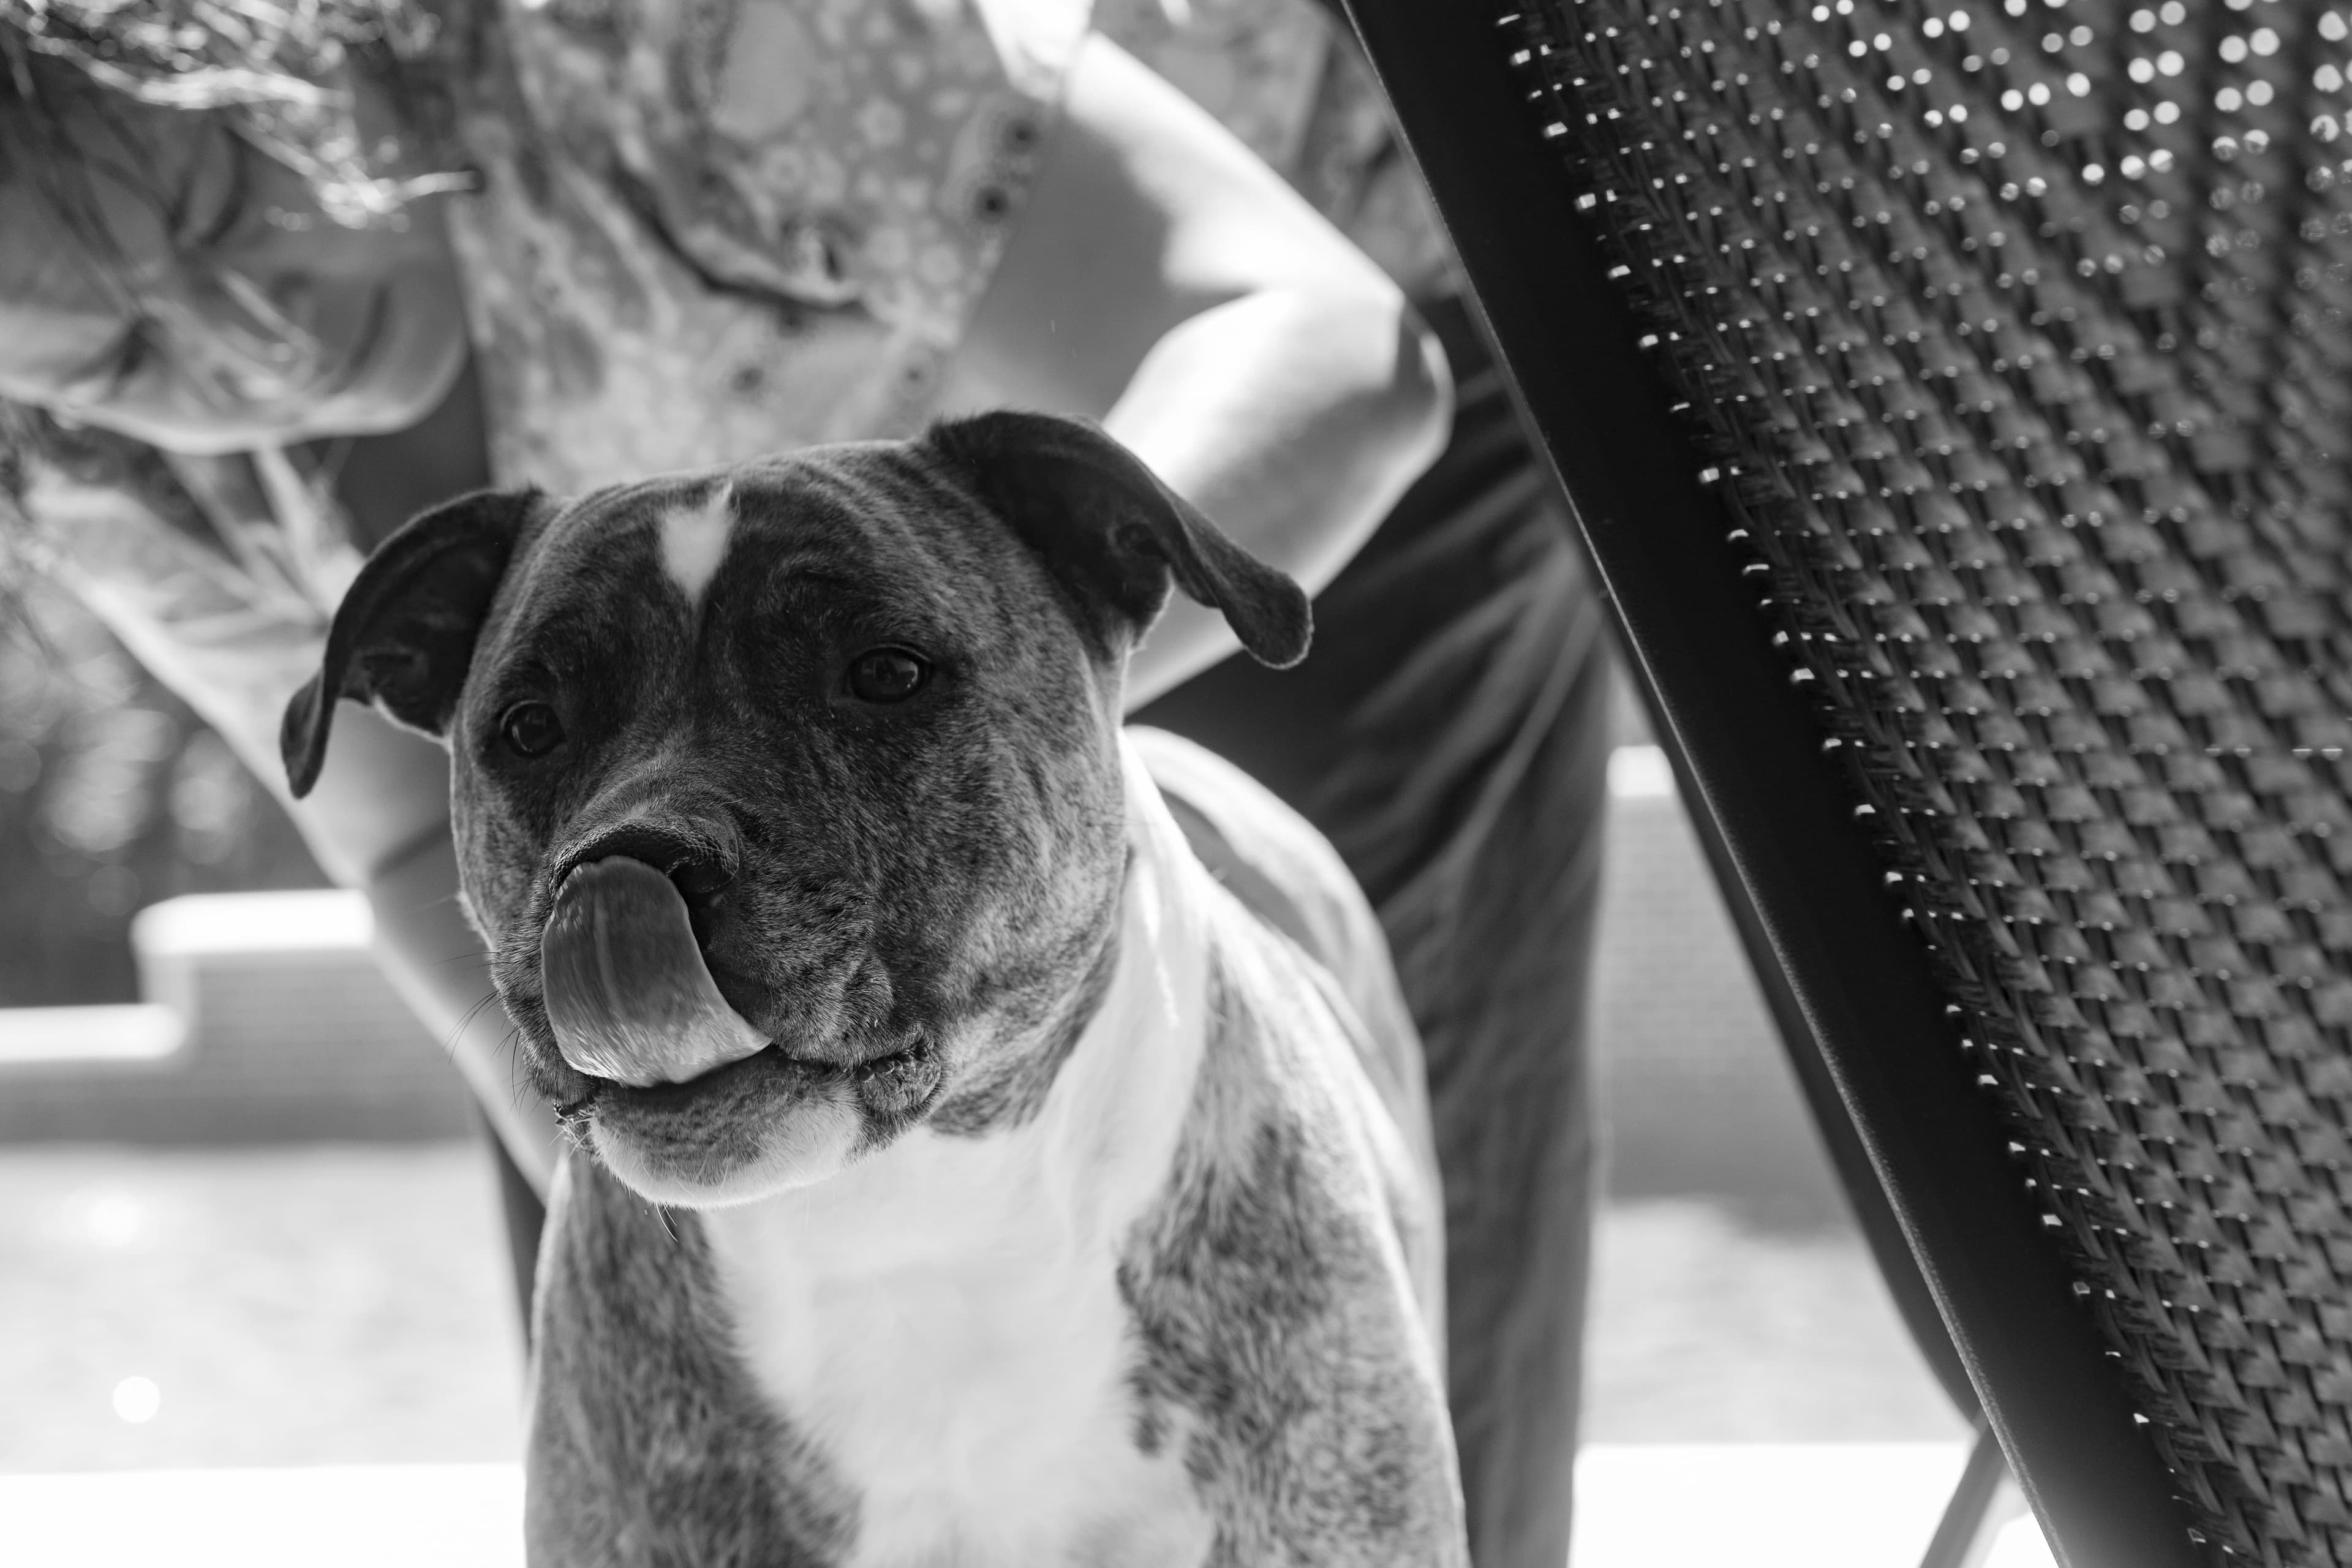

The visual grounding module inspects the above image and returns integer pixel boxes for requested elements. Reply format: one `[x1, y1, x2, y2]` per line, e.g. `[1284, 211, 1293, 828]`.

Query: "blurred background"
[0, 582, 326, 1008]
[2, 598, 2015, 1564]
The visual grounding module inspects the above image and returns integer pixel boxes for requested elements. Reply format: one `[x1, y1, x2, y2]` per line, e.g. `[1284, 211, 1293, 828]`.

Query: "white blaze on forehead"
[660, 482, 736, 603]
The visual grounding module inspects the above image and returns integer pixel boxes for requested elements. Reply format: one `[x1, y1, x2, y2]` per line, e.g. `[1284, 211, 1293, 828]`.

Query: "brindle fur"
[1118, 903, 1460, 1566]
[284, 415, 1463, 1566]
[454, 449, 1134, 1179]
[927, 912, 1123, 1136]
[529, 1157, 856, 1567]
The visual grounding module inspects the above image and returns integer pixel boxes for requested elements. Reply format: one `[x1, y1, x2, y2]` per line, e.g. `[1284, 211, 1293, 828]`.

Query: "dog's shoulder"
[1129, 727, 1438, 1188]
[1115, 908, 1466, 1564]
[1131, 727, 1442, 1311]
[527, 1155, 855, 1566]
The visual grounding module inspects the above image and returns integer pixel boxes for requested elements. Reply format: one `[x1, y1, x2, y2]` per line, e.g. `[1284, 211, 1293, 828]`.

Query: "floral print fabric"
[16, 0, 1457, 790]
[447, 0, 1449, 496]
[440, 0, 1077, 491]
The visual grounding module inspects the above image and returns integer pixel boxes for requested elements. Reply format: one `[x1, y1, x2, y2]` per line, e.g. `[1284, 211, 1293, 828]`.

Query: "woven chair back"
[1462, 0, 2352, 1562]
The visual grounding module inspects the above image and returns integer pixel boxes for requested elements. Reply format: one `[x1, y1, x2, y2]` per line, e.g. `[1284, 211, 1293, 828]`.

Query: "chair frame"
[1332, 2, 2215, 1562]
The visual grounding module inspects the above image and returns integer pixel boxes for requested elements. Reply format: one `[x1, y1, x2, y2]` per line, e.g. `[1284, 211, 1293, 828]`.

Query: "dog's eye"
[847, 647, 930, 704]
[500, 701, 567, 758]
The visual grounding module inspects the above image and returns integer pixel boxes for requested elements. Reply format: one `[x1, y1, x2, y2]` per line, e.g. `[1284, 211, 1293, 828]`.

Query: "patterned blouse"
[17, 0, 1450, 790]
[443, 0, 1448, 491]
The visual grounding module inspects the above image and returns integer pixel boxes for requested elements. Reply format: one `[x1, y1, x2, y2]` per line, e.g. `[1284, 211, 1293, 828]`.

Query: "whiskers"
[552, 1094, 597, 1156]
[442, 982, 508, 1049]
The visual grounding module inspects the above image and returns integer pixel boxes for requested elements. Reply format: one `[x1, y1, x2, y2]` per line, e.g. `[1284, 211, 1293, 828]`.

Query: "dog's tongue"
[541, 858, 769, 1088]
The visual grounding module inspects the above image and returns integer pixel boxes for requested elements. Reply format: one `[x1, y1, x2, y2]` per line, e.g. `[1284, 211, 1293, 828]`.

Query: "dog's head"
[283, 413, 1307, 1205]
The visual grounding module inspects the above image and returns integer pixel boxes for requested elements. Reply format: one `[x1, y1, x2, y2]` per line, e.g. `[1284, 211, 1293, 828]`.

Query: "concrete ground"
[1, 755, 2024, 1562]
[0, 1142, 1963, 1472]
[0, 1135, 2019, 1568]
[0, 1138, 2009, 1567]
[0, 1144, 523, 1474]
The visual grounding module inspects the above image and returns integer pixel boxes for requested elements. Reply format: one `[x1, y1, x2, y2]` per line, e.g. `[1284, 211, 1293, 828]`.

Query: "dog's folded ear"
[281, 488, 544, 799]
[926, 412, 1311, 670]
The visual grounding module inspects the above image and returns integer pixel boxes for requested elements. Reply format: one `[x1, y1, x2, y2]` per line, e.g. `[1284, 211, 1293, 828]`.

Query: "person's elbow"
[1366, 291, 1454, 500]
[1268, 281, 1455, 580]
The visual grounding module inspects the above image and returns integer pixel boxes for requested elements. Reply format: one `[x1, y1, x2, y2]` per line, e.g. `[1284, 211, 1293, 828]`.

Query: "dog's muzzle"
[541, 858, 771, 1087]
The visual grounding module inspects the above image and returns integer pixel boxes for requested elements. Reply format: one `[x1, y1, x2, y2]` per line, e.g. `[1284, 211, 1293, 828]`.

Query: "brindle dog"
[283, 413, 1464, 1567]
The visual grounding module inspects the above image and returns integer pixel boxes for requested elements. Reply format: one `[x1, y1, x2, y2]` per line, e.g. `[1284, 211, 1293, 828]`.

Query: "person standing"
[0, 3, 1608, 1562]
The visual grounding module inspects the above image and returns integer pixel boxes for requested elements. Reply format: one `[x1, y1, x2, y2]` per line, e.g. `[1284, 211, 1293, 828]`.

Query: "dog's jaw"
[538, 734, 1170, 1216]
[576, 1025, 957, 1206]
[587, 1061, 867, 1204]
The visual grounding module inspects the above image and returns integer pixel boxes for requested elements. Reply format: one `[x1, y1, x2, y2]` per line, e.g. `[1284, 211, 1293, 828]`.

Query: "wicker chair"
[1334, 0, 2352, 1563]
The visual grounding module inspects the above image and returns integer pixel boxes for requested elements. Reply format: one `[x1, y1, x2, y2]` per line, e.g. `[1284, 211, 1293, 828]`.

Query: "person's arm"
[1, 96, 556, 1185]
[16, 445, 563, 1191]
[297, 699, 566, 1193]
[298, 367, 570, 1188]
[937, 34, 1452, 709]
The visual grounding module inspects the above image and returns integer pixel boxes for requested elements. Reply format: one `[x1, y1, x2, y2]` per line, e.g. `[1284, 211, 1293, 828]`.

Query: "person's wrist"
[282, 700, 454, 887]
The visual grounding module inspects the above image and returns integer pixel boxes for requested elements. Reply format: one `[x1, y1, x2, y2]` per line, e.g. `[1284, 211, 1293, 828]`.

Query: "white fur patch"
[660, 484, 735, 604]
[701, 742, 1219, 1567]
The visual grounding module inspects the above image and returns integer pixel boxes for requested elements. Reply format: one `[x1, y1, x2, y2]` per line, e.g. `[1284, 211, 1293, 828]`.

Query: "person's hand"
[0, 78, 468, 454]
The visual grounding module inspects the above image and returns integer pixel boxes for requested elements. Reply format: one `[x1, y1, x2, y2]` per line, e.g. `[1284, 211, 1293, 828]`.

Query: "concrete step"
[0, 891, 474, 1143]
[0, 1446, 2061, 1567]
[3, 747, 1821, 1184]
[0, 1006, 181, 1067]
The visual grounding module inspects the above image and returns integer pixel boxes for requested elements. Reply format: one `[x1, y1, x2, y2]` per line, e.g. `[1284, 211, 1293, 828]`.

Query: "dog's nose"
[551, 816, 777, 1036]
[559, 823, 737, 931]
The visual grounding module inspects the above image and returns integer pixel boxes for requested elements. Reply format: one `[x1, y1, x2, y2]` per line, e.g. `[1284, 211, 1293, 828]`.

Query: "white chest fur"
[700, 746, 1218, 1568]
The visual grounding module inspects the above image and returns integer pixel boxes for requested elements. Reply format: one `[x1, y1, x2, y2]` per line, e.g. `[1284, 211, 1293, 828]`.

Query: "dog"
[282, 412, 1465, 1566]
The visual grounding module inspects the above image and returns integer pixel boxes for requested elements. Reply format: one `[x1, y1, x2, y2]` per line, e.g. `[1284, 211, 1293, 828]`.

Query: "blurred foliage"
[0, 580, 324, 1006]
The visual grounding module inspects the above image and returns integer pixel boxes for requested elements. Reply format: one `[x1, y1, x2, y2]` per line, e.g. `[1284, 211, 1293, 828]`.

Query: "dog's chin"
[590, 1093, 862, 1206]
[561, 1037, 946, 1208]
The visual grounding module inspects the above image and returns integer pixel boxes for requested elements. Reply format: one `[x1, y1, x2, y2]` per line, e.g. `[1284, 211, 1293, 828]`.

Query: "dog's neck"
[691, 733, 1218, 1562]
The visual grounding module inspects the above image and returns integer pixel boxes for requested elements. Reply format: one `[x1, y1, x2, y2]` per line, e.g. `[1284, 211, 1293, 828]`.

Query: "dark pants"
[1135, 293, 1612, 1568]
